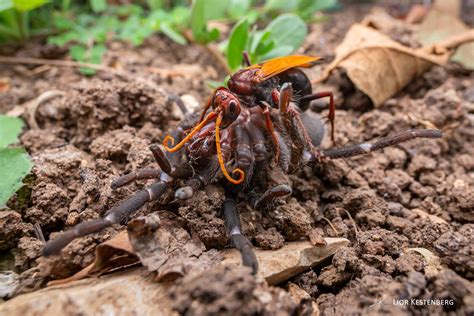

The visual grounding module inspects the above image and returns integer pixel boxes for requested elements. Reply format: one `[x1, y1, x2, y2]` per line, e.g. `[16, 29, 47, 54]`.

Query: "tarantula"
[42, 55, 442, 274]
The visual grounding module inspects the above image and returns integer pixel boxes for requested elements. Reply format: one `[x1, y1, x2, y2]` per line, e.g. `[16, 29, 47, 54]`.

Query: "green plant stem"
[17, 11, 29, 40]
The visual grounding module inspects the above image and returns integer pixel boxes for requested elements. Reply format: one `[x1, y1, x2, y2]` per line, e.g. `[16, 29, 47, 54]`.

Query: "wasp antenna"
[163, 111, 217, 153]
[215, 113, 245, 185]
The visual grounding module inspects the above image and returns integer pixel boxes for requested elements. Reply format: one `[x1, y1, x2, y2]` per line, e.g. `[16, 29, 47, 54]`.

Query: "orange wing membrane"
[247, 55, 322, 81]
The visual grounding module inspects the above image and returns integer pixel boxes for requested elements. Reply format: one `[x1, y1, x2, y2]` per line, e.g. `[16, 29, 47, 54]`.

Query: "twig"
[433, 29, 474, 51]
[0, 56, 119, 73]
[205, 43, 232, 75]
[342, 209, 360, 244]
[321, 216, 339, 236]
[34, 223, 46, 243]
[7, 90, 65, 129]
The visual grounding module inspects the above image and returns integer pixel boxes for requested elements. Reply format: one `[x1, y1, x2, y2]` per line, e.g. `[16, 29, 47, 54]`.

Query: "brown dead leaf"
[416, 7, 474, 69]
[47, 231, 138, 286]
[127, 214, 221, 281]
[314, 23, 474, 106]
[432, 0, 461, 17]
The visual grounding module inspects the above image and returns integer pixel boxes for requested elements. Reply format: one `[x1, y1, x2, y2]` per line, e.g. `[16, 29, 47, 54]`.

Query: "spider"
[42, 55, 442, 274]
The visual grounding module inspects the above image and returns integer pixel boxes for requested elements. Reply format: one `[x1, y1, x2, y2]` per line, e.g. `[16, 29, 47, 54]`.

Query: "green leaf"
[160, 22, 186, 45]
[264, 0, 297, 12]
[69, 44, 86, 61]
[146, 0, 164, 10]
[0, 1, 13, 11]
[227, 18, 248, 70]
[228, 0, 251, 19]
[11, 0, 50, 12]
[0, 115, 24, 147]
[0, 147, 32, 207]
[297, 0, 337, 20]
[190, 0, 226, 43]
[70, 44, 106, 75]
[90, 0, 106, 13]
[249, 30, 270, 55]
[262, 14, 306, 58]
[258, 45, 293, 61]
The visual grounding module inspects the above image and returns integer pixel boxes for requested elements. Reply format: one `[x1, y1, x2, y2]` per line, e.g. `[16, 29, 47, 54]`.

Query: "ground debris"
[222, 238, 349, 285]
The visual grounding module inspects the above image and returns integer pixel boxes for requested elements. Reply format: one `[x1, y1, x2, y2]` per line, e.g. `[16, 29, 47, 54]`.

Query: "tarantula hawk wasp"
[43, 53, 442, 274]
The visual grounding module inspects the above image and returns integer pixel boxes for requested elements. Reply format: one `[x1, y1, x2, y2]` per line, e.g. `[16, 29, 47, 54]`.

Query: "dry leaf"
[127, 214, 221, 281]
[314, 23, 474, 106]
[47, 231, 138, 286]
[406, 248, 443, 278]
[416, 7, 474, 69]
[432, 0, 461, 17]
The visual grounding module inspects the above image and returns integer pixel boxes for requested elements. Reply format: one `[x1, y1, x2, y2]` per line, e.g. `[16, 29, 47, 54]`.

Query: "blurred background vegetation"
[0, 0, 340, 73]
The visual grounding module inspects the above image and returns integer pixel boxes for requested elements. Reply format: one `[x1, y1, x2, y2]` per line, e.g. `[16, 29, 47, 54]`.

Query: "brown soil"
[1, 2, 473, 315]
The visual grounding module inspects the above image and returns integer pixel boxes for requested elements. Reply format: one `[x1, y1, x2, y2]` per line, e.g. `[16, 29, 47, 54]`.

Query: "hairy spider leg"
[111, 169, 161, 189]
[42, 181, 168, 256]
[261, 103, 281, 162]
[254, 184, 292, 210]
[322, 129, 443, 159]
[278, 83, 324, 163]
[223, 198, 258, 274]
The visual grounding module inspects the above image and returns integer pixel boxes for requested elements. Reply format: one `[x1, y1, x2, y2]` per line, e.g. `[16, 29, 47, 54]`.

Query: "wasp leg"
[253, 184, 292, 210]
[322, 129, 443, 159]
[42, 181, 169, 256]
[223, 199, 258, 274]
[242, 51, 252, 66]
[111, 169, 161, 189]
[300, 91, 335, 144]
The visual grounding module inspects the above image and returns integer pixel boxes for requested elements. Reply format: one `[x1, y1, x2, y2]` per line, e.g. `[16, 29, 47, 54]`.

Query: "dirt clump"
[170, 265, 303, 315]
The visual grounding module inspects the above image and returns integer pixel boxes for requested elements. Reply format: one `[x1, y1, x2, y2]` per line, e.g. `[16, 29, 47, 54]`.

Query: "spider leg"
[274, 130, 291, 172]
[245, 122, 268, 162]
[278, 83, 324, 163]
[168, 94, 188, 115]
[322, 129, 443, 159]
[42, 181, 169, 256]
[223, 198, 258, 274]
[150, 144, 173, 175]
[299, 91, 335, 144]
[253, 184, 292, 210]
[111, 169, 161, 189]
[235, 124, 253, 170]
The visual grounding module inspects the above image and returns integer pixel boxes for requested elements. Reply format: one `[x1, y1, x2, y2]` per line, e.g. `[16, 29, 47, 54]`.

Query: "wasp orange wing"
[247, 55, 322, 81]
